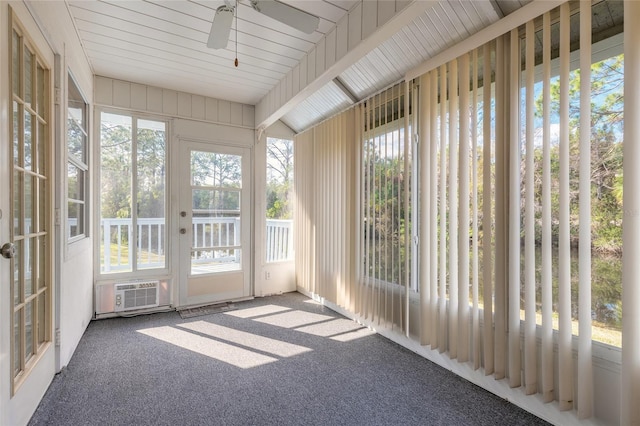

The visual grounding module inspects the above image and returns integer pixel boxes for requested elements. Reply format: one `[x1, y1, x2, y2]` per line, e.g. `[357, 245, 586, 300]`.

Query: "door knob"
[180, 228, 187, 234]
[1, 242, 16, 259]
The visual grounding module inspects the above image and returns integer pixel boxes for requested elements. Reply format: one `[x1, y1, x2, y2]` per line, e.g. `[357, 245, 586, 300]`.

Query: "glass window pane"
[100, 112, 132, 273]
[24, 46, 32, 106]
[67, 163, 81, 200]
[67, 117, 84, 162]
[24, 111, 32, 170]
[192, 189, 240, 212]
[12, 31, 20, 96]
[266, 138, 294, 262]
[136, 119, 166, 270]
[68, 201, 79, 239]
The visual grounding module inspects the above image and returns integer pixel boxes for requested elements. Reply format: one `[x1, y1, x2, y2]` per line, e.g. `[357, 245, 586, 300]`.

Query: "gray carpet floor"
[29, 292, 549, 426]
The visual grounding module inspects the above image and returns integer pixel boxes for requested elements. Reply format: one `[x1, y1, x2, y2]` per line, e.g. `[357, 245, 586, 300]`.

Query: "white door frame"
[177, 139, 252, 307]
[0, 4, 56, 425]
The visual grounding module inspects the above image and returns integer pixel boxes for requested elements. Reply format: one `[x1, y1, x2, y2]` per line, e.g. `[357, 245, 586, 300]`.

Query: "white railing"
[101, 217, 293, 272]
[266, 219, 293, 262]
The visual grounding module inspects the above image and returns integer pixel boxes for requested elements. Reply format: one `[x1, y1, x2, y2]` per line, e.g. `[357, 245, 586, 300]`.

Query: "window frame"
[66, 71, 89, 245]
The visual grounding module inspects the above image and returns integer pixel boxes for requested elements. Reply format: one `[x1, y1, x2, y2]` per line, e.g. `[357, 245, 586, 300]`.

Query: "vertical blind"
[293, 1, 638, 422]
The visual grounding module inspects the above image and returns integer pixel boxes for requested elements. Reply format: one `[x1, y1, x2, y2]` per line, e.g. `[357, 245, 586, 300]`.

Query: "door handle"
[1, 242, 16, 259]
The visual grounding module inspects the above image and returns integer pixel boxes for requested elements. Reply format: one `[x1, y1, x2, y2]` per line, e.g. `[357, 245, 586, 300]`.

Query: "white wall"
[25, 0, 95, 371]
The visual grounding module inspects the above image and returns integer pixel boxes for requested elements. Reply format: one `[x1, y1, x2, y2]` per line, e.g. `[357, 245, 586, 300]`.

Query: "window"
[266, 137, 294, 262]
[67, 74, 88, 241]
[99, 112, 167, 274]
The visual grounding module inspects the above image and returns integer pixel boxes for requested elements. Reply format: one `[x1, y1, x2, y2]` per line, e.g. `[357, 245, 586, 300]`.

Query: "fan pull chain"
[234, 0, 239, 67]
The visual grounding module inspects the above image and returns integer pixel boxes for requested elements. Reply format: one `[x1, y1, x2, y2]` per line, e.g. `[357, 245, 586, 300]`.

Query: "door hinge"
[55, 208, 61, 226]
[55, 328, 61, 346]
[54, 88, 62, 106]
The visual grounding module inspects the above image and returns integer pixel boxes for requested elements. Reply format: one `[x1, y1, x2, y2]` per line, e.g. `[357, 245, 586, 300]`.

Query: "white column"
[622, 1, 640, 423]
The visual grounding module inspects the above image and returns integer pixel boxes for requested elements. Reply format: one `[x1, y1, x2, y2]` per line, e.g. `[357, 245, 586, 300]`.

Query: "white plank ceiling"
[66, 0, 531, 133]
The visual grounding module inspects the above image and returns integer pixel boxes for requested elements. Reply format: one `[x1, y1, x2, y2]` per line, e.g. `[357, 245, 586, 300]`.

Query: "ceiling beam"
[255, 0, 436, 132]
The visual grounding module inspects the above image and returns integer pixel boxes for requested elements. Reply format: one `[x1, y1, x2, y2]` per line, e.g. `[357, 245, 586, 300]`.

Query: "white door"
[178, 141, 251, 307]
[0, 10, 55, 425]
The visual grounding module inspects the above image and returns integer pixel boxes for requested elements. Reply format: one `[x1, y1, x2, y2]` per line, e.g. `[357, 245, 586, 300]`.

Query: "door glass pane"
[24, 111, 32, 170]
[13, 240, 21, 307]
[25, 174, 32, 234]
[37, 237, 46, 290]
[13, 101, 20, 165]
[24, 46, 32, 106]
[136, 119, 166, 270]
[14, 311, 21, 376]
[38, 294, 46, 344]
[190, 151, 242, 275]
[14, 171, 22, 236]
[190, 151, 241, 188]
[39, 177, 46, 233]
[38, 120, 45, 174]
[25, 301, 33, 364]
[25, 237, 33, 299]
[12, 31, 20, 96]
[37, 63, 44, 116]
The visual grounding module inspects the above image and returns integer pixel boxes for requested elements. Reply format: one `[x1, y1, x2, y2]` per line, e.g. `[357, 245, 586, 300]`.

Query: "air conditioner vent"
[114, 281, 159, 312]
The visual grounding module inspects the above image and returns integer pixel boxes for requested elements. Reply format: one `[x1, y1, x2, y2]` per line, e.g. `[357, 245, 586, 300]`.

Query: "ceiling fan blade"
[253, 0, 319, 34]
[207, 5, 234, 49]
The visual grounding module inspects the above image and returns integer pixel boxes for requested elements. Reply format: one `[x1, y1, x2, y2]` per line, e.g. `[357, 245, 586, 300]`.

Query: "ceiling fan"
[207, 0, 320, 51]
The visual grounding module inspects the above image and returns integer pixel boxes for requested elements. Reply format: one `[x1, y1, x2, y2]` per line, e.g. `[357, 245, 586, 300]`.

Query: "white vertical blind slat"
[558, 2, 574, 411]
[541, 11, 554, 404]
[404, 81, 411, 336]
[439, 64, 448, 354]
[449, 57, 459, 359]
[482, 41, 494, 376]
[459, 52, 470, 363]
[578, 1, 593, 418]
[524, 19, 537, 395]
[508, 27, 522, 389]
[419, 74, 431, 346]
[472, 48, 480, 371]
[430, 70, 439, 351]
[494, 34, 506, 380]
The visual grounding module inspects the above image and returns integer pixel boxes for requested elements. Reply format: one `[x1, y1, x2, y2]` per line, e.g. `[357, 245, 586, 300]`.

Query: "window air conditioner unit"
[114, 280, 159, 312]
